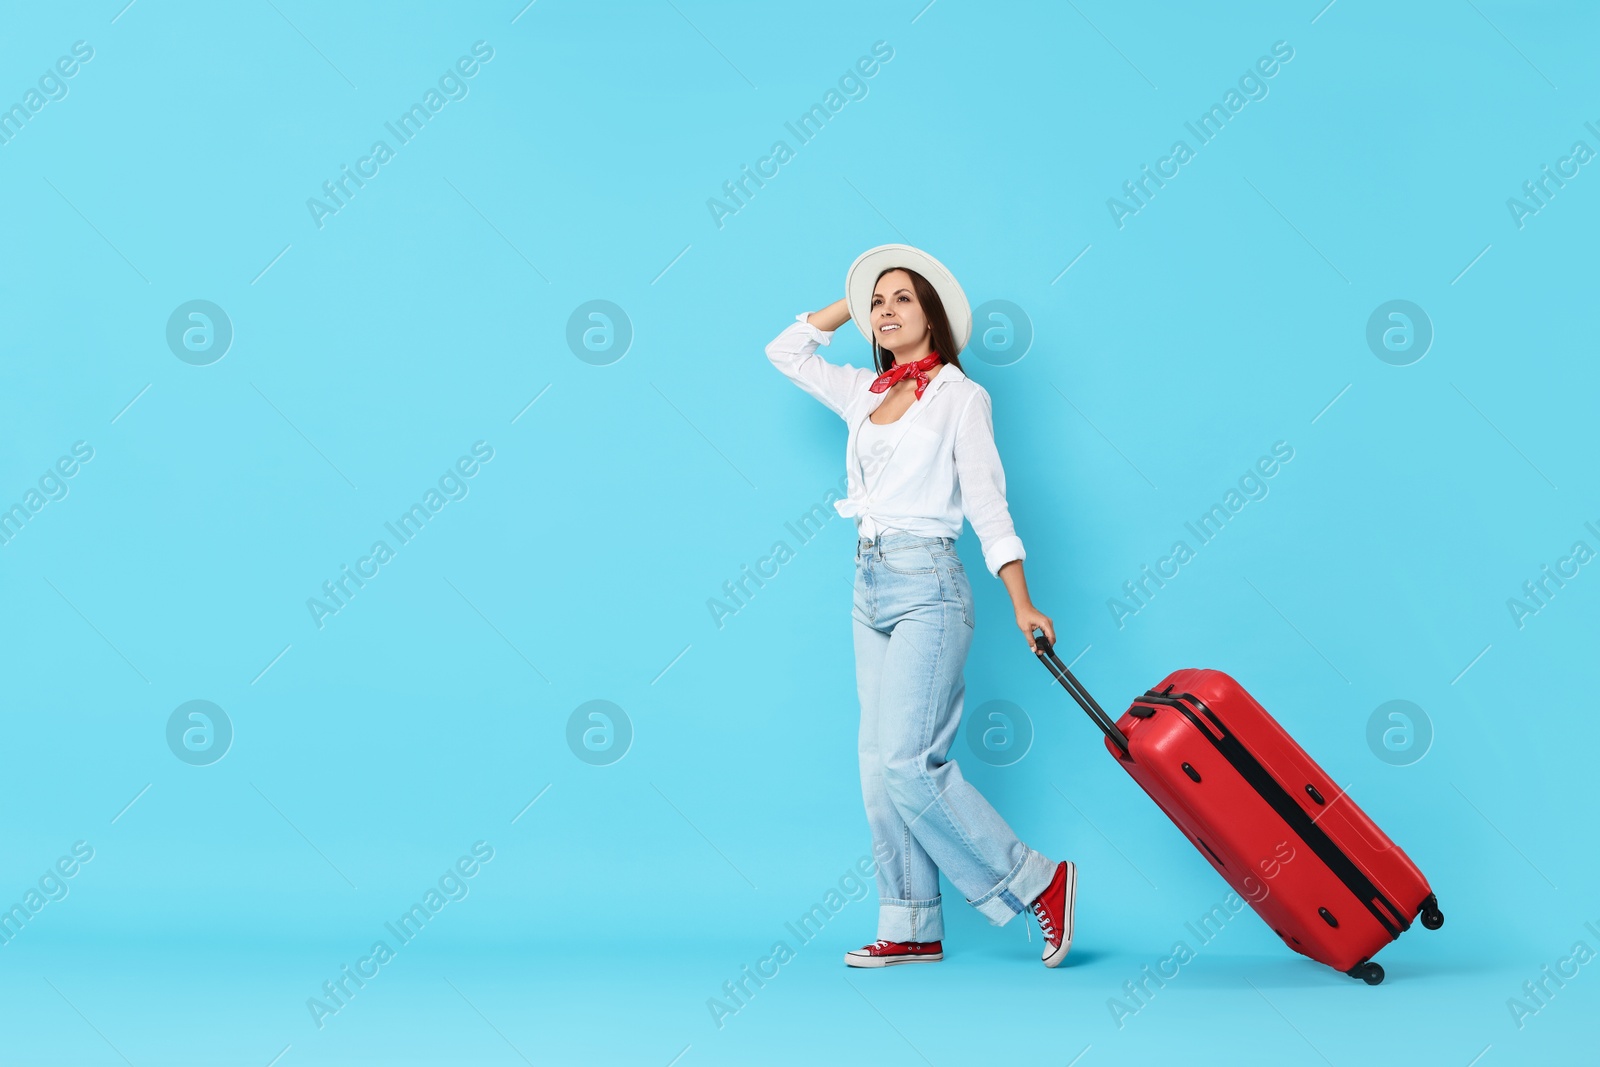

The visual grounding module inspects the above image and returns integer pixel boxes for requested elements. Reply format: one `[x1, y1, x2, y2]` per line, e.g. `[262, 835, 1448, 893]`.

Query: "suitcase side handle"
[1031, 628, 1130, 757]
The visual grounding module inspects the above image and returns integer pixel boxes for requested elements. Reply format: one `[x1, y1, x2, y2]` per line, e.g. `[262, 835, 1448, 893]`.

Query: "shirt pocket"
[889, 424, 947, 477]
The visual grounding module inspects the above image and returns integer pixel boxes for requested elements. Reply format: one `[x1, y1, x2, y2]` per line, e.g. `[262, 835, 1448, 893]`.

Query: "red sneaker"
[1030, 861, 1076, 968]
[843, 939, 944, 968]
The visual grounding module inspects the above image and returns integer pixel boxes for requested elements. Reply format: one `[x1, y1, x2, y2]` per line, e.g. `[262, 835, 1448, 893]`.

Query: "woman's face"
[870, 270, 929, 356]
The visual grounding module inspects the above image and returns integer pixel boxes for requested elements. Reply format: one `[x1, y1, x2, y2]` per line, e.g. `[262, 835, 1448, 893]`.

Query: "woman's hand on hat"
[806, 297, 851, 332]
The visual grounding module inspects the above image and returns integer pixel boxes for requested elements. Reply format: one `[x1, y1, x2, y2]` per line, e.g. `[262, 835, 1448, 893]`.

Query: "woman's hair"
[871, 267, 965, 375]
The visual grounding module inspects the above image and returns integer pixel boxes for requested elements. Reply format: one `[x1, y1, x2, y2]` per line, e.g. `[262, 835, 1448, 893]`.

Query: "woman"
[764, 244, 1076, 969]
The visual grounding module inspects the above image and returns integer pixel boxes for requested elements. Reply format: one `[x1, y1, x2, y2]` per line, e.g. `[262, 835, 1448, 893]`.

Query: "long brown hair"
[871, 267, 965, 375]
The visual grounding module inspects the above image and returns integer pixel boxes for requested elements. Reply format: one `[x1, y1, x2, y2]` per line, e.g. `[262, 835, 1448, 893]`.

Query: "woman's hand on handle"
[1017, 604, 1055, 656]
[998, 559, 1053, 654]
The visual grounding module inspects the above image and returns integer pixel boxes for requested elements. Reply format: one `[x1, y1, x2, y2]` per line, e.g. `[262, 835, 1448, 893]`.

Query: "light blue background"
[1, 1, 1595, 1064]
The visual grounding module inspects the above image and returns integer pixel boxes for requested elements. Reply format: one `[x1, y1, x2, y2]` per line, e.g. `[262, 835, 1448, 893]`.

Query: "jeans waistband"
[857, 533, 954, 550]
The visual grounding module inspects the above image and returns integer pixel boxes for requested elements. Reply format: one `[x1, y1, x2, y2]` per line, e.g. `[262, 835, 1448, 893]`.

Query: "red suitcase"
[1032, 632, 1442, 983]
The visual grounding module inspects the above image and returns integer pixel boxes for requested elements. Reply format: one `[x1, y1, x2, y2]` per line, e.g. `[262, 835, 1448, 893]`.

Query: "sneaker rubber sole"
[844, 950, 944, 968]
[1043, 861, 1077, 968]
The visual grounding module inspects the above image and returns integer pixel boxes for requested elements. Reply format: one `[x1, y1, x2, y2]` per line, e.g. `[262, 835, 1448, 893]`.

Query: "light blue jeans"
[852, 531, 1056, 943]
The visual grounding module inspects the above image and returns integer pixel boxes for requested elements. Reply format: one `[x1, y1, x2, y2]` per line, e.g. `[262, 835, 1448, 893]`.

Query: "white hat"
[845, 243, 972, 356]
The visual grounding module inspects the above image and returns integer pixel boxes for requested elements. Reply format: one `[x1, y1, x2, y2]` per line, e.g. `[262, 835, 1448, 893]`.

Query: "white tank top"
[855, 416, 906, 539]
[857, 416, 896, 480]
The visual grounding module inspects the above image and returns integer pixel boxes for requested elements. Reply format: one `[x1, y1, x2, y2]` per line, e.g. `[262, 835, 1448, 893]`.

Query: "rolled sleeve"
[953, 389, 1026, 577]
[764, 312, 871, 419]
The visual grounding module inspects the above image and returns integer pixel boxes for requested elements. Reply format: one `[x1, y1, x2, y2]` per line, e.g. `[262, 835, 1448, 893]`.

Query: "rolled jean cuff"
[878, 897, 944, 942]
[971, 847, 1056, 926]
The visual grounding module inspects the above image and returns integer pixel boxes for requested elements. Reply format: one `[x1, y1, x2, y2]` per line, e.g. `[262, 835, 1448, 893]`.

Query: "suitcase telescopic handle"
[1030, 628, 1130, 757]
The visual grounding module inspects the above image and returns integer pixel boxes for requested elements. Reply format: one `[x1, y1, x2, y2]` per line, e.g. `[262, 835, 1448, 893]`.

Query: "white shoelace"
[1033, 900, 1058, 943]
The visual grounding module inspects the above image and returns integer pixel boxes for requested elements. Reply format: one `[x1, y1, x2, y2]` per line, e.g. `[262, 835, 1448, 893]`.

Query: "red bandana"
[869, 352, 942, 400]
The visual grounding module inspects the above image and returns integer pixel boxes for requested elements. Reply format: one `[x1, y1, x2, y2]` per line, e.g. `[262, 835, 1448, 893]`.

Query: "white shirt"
[766, 312, 1026, 577]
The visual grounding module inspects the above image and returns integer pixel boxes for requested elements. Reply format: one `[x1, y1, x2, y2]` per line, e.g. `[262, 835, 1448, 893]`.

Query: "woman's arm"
[998, 560, 1055, 654]
[807, 297, 851, 332]
[766, 299, 871, 418]
[951, 389, 1055, 653]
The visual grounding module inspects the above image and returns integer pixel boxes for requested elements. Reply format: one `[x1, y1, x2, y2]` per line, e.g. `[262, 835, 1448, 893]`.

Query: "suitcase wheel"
[1419, 894, 1444, 931]
[1346, 961, 1385, 985]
